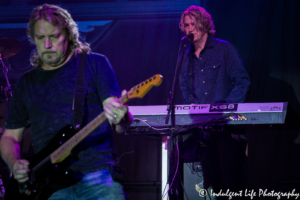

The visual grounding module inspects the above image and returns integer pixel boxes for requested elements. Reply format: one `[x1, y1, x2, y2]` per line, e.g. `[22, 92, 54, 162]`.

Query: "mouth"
[43, 52, 56, 57]
[42, 52, 57, 59]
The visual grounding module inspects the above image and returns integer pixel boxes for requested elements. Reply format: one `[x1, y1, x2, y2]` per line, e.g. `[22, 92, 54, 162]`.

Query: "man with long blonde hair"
[0, 4, 131, 200]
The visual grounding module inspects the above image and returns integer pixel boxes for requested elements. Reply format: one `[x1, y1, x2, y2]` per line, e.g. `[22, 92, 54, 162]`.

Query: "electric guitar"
[4, 74, 163, 200]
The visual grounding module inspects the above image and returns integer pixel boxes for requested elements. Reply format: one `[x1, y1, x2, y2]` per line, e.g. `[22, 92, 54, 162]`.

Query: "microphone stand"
[165, 37, 190, 128]
[165, 35, 192, 200]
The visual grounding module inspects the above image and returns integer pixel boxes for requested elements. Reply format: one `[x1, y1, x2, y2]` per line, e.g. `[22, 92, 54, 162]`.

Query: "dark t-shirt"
[5, 52, 121, 174]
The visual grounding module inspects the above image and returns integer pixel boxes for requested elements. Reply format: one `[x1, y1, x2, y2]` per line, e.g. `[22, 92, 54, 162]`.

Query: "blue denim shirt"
[179, 35, 250, 104]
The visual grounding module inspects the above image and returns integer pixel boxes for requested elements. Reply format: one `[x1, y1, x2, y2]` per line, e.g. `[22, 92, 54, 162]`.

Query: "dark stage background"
[1, 0, 300, 199]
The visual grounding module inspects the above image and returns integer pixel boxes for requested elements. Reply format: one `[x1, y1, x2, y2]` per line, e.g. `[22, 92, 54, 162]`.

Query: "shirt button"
[213, 66, 216, 68]
[201, 69, 203, 72]
[205, 92, 207, 95]
[200, 57, 202, 60]
[203, 81, 205, 83]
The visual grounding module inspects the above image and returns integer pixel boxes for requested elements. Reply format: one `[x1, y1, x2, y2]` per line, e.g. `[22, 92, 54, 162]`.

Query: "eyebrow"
[34, 34, 43, 37]
[35, 32, 61, 37]
[184, 22, 194, 25]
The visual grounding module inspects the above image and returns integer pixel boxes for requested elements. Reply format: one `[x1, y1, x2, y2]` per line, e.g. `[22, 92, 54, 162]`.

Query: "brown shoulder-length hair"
[179, 5, 216, 36]
[27, 4, 90, 67]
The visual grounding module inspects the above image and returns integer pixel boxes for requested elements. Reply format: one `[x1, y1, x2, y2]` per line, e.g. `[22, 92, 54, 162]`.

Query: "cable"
[162, 141, 179, 200]
[131, 113, 242, 136]
[133, 118, 173, 131]
[186, 163, 203, 180]
[172, 113, 242, 135]
[161, 136, 174, 200]
[161, 137, 176, 200]
[161, 182, 168, 200]
[207, 189, 212, 200]
[186, 163, 194, 174]
[119, 150, 134, 161]
[161, 138, 173, 200]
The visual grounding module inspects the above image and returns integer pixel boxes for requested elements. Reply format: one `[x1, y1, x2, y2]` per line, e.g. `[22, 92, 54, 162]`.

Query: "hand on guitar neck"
[103, 90, 133, 134]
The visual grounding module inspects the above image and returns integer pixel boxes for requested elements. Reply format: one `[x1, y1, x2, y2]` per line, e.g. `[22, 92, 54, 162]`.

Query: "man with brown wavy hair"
[178, 5, 250, 197]
[179, 6, 216, 36]
[0, 4, 131, 200]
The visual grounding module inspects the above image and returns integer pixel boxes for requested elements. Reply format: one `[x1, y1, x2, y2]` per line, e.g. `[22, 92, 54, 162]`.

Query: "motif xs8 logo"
[209, 104, 238, 112]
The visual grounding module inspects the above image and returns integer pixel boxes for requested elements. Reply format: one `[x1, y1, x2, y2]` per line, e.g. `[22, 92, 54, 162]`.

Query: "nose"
[186, 27, 193, 35]
[45, 38, 52, 49]
[189, 26, 195, 33]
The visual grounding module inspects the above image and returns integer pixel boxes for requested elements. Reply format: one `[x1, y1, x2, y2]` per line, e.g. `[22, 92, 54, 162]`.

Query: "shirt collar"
[205, 34, 215, 48]
[186, 34, 216, 55]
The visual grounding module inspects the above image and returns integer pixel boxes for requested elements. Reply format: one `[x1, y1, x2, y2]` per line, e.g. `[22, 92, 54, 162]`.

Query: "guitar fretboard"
[50, 112, 106, 163]
[50, 95, 128, 164]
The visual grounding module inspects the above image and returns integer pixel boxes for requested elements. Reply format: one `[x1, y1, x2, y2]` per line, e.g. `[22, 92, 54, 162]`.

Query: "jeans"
[48, 170, 127, 200]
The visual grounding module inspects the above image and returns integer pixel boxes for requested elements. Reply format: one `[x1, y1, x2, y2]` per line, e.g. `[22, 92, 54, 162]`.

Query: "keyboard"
[127, 102, 288, 133]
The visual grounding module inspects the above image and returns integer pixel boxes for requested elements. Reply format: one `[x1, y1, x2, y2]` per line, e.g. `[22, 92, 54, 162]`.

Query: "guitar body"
[5, 125, 80, 200]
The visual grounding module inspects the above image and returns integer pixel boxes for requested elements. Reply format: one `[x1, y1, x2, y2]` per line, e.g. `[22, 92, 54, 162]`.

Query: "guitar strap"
[72, 53, 87, 130]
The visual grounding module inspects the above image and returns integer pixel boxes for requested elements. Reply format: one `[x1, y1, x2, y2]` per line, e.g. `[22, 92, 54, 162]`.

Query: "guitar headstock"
[127, 74, 163, 100]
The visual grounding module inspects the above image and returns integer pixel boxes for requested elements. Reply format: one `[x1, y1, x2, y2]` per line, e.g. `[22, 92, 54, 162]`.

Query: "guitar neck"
[50, 95, 129, 164]
[49, 74, 163, 164]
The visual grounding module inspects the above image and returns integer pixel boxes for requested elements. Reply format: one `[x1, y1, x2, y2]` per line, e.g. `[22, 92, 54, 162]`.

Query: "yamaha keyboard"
[127, 102, 288, 133]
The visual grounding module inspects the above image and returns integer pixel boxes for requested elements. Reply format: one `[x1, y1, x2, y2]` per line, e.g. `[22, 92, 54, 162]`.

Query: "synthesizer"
[127, 102, 288, 132]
